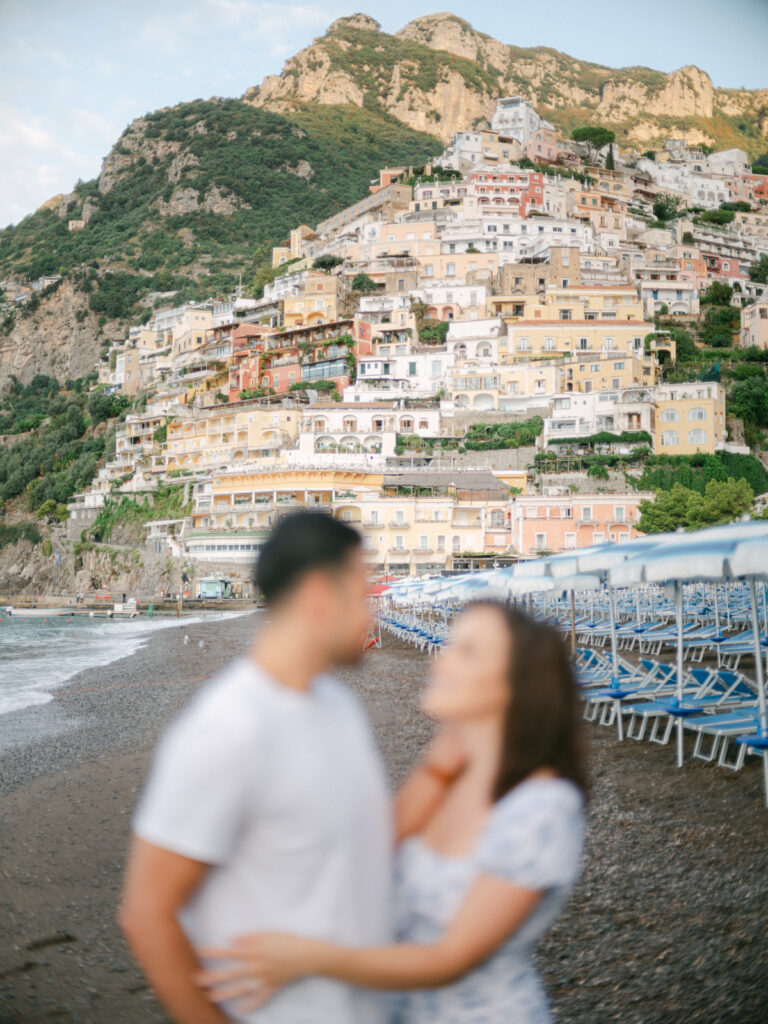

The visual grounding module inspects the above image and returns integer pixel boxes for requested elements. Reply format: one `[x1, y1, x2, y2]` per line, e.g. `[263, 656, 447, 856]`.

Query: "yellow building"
[283, 272, 344, 328]
[165, 405, 300, 474]
[654, 382, 726, 455]
[561, 352, 658, 393]
[190, 467, 517, 574]
[271, 225, 319, 268]
[170, 308, 214, 360]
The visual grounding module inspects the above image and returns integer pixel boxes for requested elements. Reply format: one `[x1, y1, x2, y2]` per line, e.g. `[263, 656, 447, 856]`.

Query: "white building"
[297, 404, 442, 458]
[490, 97, 556, 148]
[446, 318, 505, 362]
[351, 348, 453, 399]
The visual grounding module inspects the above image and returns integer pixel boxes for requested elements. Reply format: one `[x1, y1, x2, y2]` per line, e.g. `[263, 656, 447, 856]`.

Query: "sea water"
[0, 611, 241, 716]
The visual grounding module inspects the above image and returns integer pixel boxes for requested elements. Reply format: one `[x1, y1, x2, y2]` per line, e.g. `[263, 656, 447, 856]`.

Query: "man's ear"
[297, 570, 333, 618]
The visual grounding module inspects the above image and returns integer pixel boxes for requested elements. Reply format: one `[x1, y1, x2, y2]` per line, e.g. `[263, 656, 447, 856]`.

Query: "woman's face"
[422, 605, 512, 723]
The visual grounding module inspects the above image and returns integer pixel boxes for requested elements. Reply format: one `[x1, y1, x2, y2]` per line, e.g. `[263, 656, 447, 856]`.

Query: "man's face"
[323, 548, 373, 666]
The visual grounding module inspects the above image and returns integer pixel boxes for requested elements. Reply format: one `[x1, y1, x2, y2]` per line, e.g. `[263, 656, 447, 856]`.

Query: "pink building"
[466, 169, 545, 217]
[507, 493, 651, 555]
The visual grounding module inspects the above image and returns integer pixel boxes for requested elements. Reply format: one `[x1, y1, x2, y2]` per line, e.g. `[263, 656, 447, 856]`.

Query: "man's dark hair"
[254, 511, 362, 606]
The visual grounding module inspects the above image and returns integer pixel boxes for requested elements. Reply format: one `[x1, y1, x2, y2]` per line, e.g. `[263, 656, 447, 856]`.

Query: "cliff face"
[245, 13, 768, 153]
[0, 280, 108, 386]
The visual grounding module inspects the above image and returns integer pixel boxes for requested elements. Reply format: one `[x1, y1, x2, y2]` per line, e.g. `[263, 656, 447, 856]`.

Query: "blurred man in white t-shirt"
[120, 512, 392, 1024]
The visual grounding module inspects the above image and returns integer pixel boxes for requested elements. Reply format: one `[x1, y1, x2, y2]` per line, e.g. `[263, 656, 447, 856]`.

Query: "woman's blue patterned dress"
[391, 777, 585, 1024]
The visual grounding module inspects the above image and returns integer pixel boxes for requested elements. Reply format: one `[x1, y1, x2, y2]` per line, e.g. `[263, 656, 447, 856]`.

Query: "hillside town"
[46, 96, 768, 589]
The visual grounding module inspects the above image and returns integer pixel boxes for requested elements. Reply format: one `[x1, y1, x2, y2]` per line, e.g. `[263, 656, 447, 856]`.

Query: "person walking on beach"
[197, 604, 587, 1024]
[119, 512, 394, 1024]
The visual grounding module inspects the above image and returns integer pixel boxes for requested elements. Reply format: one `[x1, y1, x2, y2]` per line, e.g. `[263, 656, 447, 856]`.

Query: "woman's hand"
[196, 933, 319, 1013]
[424, 726, 468, 782]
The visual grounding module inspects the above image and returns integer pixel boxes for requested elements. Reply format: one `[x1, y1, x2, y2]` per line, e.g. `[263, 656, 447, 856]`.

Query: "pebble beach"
[0, 609, 766, 1023]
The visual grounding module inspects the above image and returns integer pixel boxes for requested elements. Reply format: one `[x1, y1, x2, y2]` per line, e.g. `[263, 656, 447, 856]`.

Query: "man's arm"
[119, 837, 228, 1024]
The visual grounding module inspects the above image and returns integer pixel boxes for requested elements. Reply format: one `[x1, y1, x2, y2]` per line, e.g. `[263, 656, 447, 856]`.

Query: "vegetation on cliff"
[0, 377, 123, 509]
[0, 100, 439, 306]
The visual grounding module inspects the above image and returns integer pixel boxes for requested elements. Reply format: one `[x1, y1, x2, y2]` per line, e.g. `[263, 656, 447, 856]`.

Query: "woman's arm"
[197, 874, 542, 1003]
[393, 728, 467, 842]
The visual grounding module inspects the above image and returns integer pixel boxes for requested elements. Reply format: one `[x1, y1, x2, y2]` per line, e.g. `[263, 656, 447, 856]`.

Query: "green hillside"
[0, 99, 440, 313]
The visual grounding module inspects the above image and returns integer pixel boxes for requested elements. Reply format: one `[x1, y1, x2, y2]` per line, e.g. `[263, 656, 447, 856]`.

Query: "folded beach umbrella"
[727, 534, 768, 806]
[608, 532, 763, 769]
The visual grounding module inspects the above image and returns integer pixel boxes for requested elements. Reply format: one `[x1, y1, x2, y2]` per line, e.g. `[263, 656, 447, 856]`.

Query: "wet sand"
[0, 612, 766, 1023]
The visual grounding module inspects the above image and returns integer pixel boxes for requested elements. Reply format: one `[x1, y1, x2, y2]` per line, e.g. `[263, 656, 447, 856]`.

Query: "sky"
[1, 0, 767, 228]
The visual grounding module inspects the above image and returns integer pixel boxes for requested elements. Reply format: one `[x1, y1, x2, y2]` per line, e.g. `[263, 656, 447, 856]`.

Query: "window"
[452, 536, 461, 553]
[661, 430, 679, 446]
[437, 535, 446, 552]
[394, 535, 405, 550]
[564, 532, 577, 549]
[395, 510, 405, 525]
[582, 506, 593, 522]
[611, 378, 620, 389]
[534, 532, 547, 549]
[559, 309, 572, 320]
[660, 409, 679, 422]
[688, 407, 706, 421]
[613, 362, 625, 370]
[614, 506, 625, 523]
[408, 362, 417, 376]
[688, 429, 707, 444]
[447, 263, 456, 276]
[489, 509, 505, 528]
[419, 535, 429, 550]
[425, 265, 434, 277]
[397, 279, 405, 292]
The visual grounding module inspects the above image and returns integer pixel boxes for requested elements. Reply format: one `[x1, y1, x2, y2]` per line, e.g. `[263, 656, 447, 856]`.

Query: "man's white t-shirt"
[134, 657, 393, 1024]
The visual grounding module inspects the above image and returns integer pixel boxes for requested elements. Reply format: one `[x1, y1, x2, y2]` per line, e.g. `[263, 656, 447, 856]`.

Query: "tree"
[749, 254, 768, 285]
[699, 208, 735, 225]
[312, 255, 343, 272]
[571, 126, 615, 163]
[351, 273, 377, 293]
[36, 498, 68, 522]
[638, 482, 692, 533]
[638, 478, 754, 533]
[653, 194, 682, 222]
[605, 144, 615, 171]
[700, 280, 734, 306]
[700, 304, 740, 348]
[728, 374, 768, 428]
[685, 478, 754, 529]
[682, 231, 695, 244]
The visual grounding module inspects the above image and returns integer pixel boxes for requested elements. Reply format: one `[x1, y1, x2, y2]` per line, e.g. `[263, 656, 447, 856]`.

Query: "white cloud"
[0, 102, 99, 227]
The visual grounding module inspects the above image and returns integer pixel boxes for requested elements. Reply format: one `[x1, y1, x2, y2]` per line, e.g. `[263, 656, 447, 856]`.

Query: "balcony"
[413, 547, 434, 555]
[388, 546, 410, 554]
[388, 519, 410, 528]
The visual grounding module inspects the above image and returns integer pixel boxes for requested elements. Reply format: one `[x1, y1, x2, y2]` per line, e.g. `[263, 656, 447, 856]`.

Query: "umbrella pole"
[570, 590, 576, 659]
[607, 585, 624, 742]
[713, 584, 721, 668]
[747, 577, 768, 808]
[675, 581, 685, 769]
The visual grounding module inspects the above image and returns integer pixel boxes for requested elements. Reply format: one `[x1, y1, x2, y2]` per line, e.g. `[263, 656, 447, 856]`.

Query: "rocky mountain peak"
[328, 13, 381, 33]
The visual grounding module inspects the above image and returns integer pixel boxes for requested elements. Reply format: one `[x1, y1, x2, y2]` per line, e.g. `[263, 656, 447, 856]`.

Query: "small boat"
[6, 607, 73, 617]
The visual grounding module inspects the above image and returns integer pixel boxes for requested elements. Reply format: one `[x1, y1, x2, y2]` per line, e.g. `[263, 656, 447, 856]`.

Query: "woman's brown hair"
[472, 600, 588, 801]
